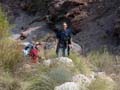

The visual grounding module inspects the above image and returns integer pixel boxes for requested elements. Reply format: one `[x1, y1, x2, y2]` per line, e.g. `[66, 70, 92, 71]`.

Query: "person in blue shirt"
[56, 22, 73, 57]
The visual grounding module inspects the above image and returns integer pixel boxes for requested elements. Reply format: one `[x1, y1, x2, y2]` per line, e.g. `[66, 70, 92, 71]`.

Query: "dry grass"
[88, 77, 115, 90]
[0, 7, 23, 72]
[0, 39, 23, 71]
[0, 72, 22, 90]
[69, 52, 91, 75]
[87, 49, 119, 74]
[0, 7, 10, 39]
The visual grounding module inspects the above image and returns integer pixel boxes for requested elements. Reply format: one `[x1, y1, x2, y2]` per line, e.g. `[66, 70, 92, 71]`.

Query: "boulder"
[72, 73, 95, 87]
[72, 42, 82, 54]
[56, 57, 74, 67]
[43, 57, 74, 67]
[96, 72, 114, 83]
[54, 82, 79, 90]
[43, 59, 52, 67]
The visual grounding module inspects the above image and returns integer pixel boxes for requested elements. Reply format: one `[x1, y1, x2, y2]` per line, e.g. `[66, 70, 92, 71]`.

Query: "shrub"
[47, 66, 73, 85]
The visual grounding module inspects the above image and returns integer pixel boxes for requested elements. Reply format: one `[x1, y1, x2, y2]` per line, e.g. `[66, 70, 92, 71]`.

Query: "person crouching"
[29, 42, 41, 63]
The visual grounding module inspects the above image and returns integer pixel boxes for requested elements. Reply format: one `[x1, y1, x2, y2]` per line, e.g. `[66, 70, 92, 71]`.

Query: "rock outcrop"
[48, 0, 120, 32]
[54, 71, 115, 90]
[43, 57, 74, 67]
[54, 82, 79, 90]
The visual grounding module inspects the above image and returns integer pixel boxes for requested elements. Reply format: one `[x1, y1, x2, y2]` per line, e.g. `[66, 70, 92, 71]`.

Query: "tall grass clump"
[0, 7, 23, 72]
[69, 52, 91, 75]
[47, 66, 73, 85]
[88, 49, 116, 73]
[0, 7, 10, 39]
[26, 75, 56, 90]
[0, 72, 22, 90]
[88, 77, 115, 90]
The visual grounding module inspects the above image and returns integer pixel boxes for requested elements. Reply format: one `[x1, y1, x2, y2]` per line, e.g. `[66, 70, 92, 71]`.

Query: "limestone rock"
[43, 57, 74, 67]
[57, 57, 74, 67]
[54, 82, 79, 90]
[72, 73, 95, 87]
[43, 59, 52, 67]
[72, 42, 82, 54]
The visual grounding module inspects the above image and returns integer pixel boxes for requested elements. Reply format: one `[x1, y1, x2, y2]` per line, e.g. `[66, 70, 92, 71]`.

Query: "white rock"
[72, 42, 82, 53]
[43, 59, 52, 66]
[87, 72, 96, 81]
[57, 57, 74, 67]
[96, 72, 114, 82]
[72, 74, 94, 86]
[54, 82, 79, 90]
[43, 57, 74, 67]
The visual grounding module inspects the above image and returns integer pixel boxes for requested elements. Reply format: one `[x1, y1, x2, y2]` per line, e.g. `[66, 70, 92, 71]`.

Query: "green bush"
[47, 66, 73, 85]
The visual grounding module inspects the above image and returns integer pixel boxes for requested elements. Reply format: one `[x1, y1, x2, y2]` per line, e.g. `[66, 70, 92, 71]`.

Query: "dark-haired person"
[56, 22, 73, 57]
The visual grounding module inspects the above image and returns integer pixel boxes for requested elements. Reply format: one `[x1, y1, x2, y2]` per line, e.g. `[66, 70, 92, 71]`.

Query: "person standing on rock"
[56, 22, 73, 57]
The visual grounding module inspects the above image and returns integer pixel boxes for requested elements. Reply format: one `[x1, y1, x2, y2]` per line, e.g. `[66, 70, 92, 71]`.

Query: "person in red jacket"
[29, 42, 41, 63]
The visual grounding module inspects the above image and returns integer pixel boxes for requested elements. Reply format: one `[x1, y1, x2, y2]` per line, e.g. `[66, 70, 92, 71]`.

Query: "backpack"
[23, 44, 33, 56]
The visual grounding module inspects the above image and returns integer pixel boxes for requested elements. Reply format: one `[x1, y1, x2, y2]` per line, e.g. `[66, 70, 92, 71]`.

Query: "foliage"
[0, 7, 23, 72]
[0, 7, 10, 39]
[47, 65, 73, 85]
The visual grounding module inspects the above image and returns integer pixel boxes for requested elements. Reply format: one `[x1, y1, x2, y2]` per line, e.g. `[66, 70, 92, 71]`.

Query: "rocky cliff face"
[48, 0, 120, 53]
[48, 0, 120, 32]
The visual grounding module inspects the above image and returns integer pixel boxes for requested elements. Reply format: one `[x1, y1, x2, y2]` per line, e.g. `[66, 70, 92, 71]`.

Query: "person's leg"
[56, 44, 63, 57]
[67, 46, 70, 56]
[63, 47, 68, 57]
[57, 47, 63, 57]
